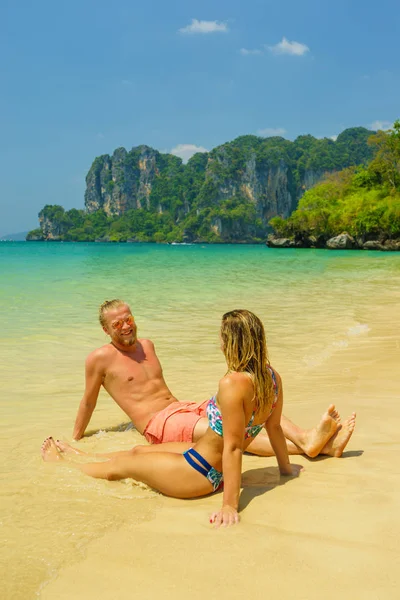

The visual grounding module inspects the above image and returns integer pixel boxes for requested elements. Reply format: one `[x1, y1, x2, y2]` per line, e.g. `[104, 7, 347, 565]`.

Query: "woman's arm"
[265, 371, 292, 475]
[210, 374, 250, 527]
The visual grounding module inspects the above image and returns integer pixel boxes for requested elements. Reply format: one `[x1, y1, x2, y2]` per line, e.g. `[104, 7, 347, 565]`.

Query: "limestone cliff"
[28, 127, 376, 243]
[85, 146, 162, 216]
[83, 128, 374, 237]
[38, 207, 67, 240]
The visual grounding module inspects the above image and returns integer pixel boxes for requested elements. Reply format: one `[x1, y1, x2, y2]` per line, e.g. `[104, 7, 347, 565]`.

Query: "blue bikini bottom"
[183, 448, 223, 491]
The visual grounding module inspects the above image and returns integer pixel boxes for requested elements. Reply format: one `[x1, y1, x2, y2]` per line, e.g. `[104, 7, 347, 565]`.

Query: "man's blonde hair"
[99, 299, 128, 327]
[220, 309, 274, 414]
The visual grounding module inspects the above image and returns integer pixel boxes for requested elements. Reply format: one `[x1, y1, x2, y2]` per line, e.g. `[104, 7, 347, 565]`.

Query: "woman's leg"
[42, 438, 213, 499]
[55, 440, 137, 459]
[55, 440, 192, 458]
[131, 442, 192, 454]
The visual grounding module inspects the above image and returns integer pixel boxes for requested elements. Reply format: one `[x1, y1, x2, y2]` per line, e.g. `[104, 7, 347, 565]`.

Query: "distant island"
[27, 124, 400, 249]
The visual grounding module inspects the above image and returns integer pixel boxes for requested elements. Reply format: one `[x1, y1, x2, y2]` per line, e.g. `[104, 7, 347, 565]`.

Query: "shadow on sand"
[304, 449, 364, 462]
[238, 449, 364, 511]
[239, 465, 303, 512]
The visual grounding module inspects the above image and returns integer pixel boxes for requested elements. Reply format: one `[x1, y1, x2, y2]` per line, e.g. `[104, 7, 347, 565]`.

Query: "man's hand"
[210, 505, 239, 528]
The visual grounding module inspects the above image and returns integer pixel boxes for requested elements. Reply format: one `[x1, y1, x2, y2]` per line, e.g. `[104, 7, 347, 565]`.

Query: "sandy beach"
[1, 244, 399, 599]
[40, 310, 400, 600]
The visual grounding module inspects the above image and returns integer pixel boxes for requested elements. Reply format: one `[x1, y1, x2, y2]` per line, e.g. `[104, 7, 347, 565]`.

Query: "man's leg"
[245, 404, 341, 458]
[320, 412, 356, 457]
[192, 407, 341, 458]
[279, 405, 341, 457]
[244, 430, 302, 456]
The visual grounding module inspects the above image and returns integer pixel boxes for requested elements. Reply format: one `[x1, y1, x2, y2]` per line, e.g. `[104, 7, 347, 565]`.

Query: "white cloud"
[179, 19, 228, 34]
[369, 120, 393, 131]
[330, 135, 338, 141]
[240, 48, 262, 56]
[268, 37, 309, 56]
[257, 127, 287, 137]
[170, 144, 209, 162]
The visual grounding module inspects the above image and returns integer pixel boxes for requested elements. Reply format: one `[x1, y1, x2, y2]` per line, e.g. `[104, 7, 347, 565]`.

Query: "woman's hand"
[210, 505, 240, 528]
[280, 463, 304, 477]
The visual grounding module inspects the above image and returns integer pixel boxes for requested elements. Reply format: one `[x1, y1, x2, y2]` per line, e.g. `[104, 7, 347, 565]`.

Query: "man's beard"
[117, 332, 137, 347]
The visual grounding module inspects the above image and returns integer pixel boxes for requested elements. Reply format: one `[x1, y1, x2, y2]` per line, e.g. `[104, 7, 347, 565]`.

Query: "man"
[72, 299, 356, 457]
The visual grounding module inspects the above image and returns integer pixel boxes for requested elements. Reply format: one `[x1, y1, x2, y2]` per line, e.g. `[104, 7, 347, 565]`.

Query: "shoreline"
[23, 237, 400, 251]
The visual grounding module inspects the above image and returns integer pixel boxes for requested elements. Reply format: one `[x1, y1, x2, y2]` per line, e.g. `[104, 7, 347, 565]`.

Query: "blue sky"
[0, 0, 399, 236]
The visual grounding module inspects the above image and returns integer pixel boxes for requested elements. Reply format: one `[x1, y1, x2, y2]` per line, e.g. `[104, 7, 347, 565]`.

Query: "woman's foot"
[41, 437, 63, 462]
[321, 412, 357, 457]
[303, 404, 341, 458]
[55, 439, 83, 455]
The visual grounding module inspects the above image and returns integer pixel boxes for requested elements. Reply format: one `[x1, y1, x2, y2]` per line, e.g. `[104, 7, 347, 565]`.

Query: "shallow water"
[1, 242, 399, 598]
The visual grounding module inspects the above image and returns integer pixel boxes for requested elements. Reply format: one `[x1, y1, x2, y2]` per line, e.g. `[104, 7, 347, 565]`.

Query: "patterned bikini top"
[206, 366, 279, 440]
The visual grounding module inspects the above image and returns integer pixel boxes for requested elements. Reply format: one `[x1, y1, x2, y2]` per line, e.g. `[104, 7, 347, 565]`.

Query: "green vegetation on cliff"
[27, 127, 377, 243]
[270, 122, 400, 242]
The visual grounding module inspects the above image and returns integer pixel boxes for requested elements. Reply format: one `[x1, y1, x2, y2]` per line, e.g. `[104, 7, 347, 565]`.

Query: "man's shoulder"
[138, 338, 160, 361]
[86, 344, 115, 365]
[138, 338, 155, 350]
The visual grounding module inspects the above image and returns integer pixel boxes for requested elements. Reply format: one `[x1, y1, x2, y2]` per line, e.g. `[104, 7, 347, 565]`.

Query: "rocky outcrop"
[38, 210, 66, 240]
[363, 240, 400, 251]
[267, 234, 297, 248]
[266, 235, 400, 251]
[384, 240, 400, 251]
[326, 233, 356, 249]
[205, 151, 295, 222]
[362, 240, 385, 251]
[85, 146, 160, 216]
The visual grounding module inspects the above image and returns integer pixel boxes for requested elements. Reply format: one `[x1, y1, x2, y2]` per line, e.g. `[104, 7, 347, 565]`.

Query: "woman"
[42, 309, 301, 527]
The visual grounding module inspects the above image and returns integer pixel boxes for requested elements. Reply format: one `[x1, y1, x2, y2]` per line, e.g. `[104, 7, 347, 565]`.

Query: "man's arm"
[72, 352, 104, 440]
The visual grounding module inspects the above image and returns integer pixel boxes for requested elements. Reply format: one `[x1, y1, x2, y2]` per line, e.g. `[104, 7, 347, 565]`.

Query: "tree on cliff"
[368, 120, 400, 192]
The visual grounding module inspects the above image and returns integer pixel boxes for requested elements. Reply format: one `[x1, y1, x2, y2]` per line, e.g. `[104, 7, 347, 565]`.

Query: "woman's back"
[194, 367, 278, 468]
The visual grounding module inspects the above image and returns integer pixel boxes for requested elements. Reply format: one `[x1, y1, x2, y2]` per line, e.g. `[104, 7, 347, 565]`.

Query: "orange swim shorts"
[143, 399, 210, 444]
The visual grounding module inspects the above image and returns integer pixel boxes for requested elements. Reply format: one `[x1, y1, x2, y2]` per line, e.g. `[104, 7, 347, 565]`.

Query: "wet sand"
[40, 328, 400, 600]
[1, 244, 399, 599]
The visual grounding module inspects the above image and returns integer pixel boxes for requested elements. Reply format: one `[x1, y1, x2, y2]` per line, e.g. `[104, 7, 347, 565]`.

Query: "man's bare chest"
[104, 355, 162, 387]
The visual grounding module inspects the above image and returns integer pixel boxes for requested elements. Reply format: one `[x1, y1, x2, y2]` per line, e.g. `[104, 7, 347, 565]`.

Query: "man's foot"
[303, 404, 341, 458]
[41, 437, 63, 462]
[55, 440, 83, 455]
[321, 412, 356, 457]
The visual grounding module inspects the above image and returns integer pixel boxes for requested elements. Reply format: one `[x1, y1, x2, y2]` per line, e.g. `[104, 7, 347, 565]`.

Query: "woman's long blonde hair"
[220, 309, 274, 414]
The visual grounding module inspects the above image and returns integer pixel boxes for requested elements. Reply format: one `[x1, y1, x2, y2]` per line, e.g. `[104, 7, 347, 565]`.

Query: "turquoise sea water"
[1, 241, 399, 426]
[1, 242, 399, 598]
